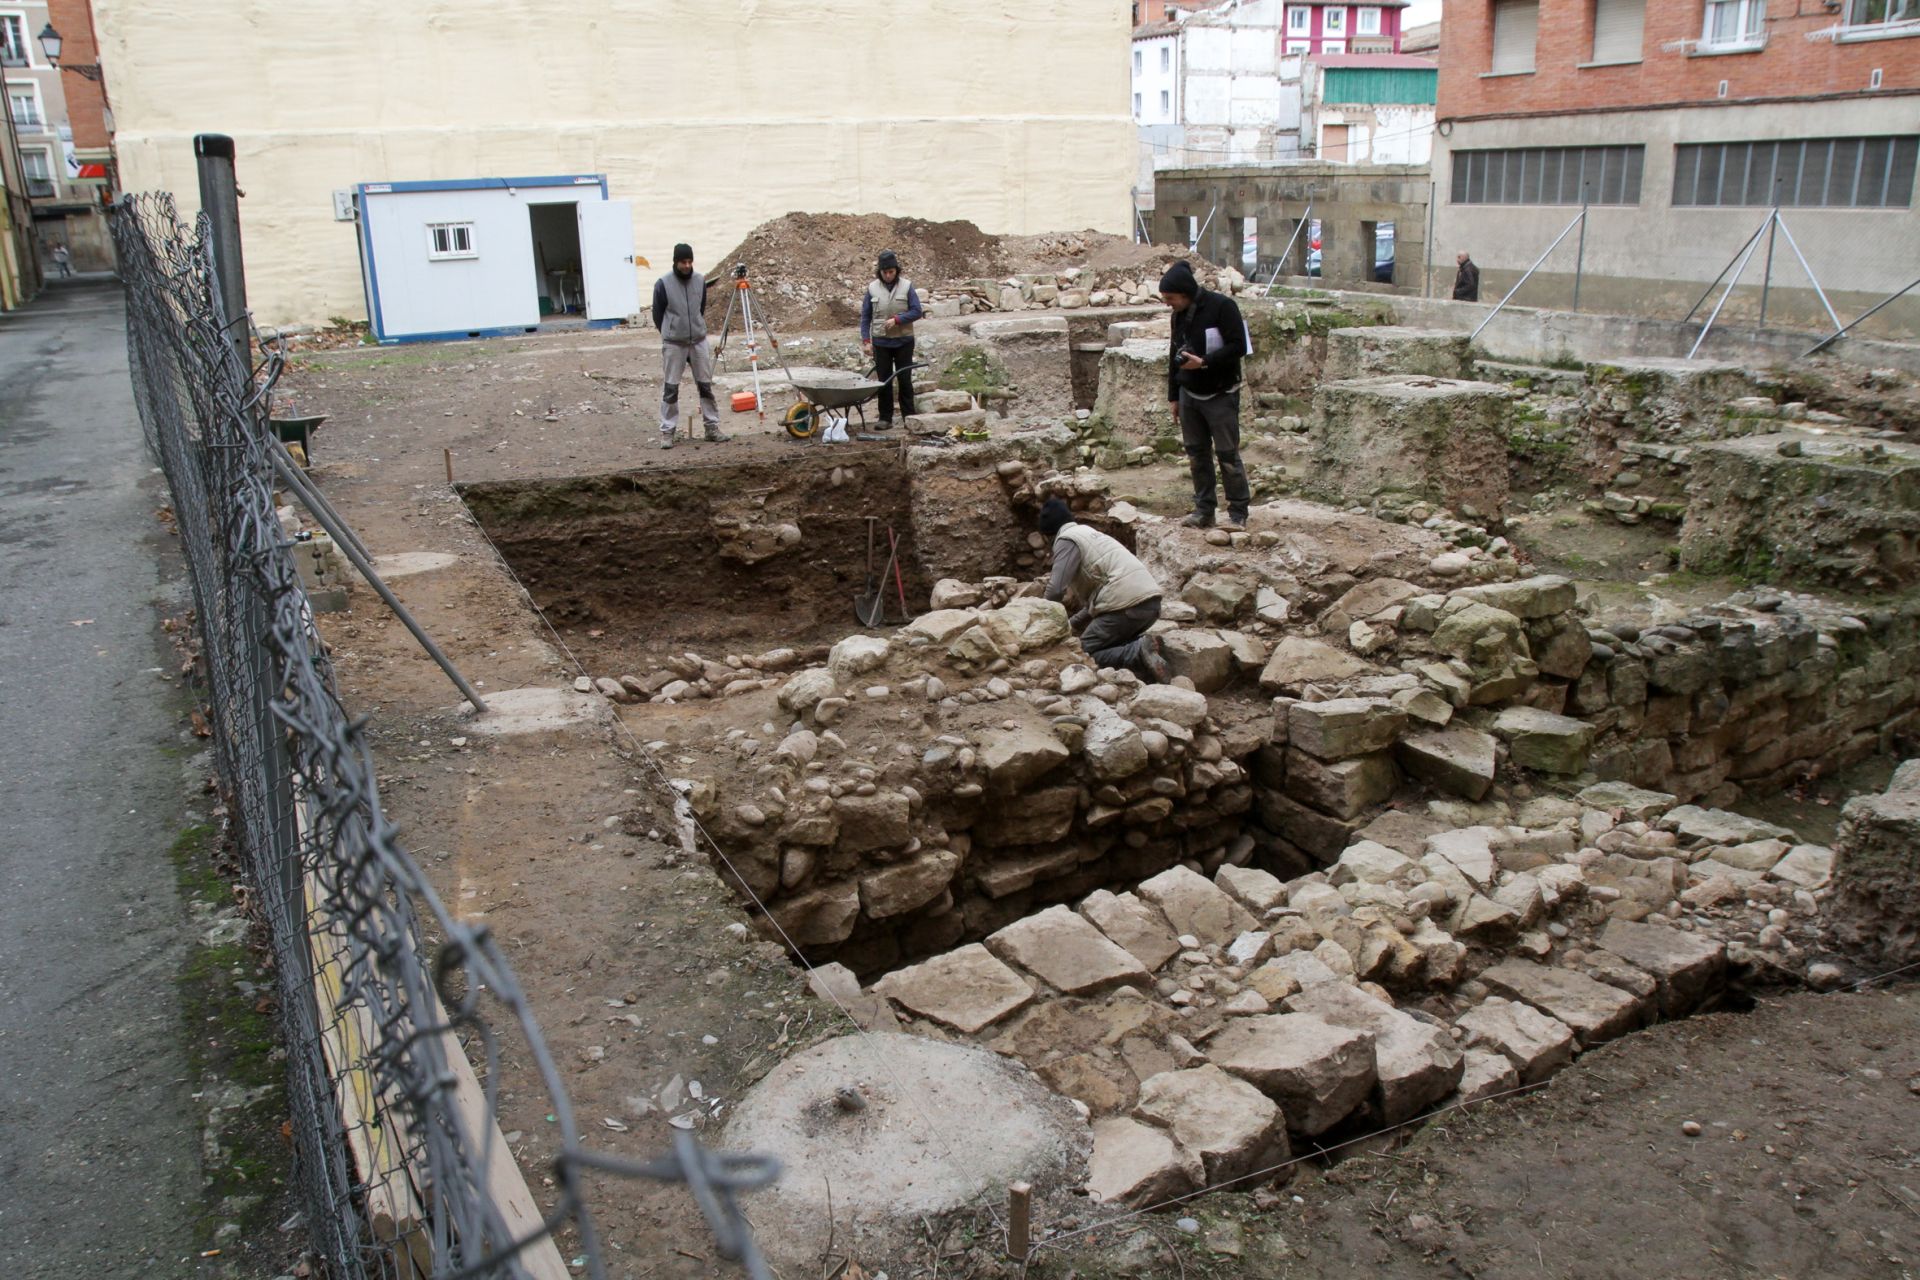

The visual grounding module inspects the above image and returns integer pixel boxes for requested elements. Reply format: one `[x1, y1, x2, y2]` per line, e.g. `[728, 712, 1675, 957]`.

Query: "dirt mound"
[708, 212, 1217, 332]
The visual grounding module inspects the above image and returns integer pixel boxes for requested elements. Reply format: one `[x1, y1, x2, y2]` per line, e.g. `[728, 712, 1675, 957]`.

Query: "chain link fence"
[111, 190, 772, 1279]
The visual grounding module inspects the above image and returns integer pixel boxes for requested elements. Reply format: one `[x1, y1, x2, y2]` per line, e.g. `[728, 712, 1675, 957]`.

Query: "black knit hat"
[1158, 260, 1199, 296]
[673, 243, 694, 263]
[876, 250, 900, 276]
[1038, 498, 1073, 539]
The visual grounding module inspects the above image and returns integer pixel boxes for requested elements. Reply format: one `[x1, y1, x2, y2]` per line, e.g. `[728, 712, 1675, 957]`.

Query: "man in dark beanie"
[650, 243, 728, 449]
[860, 249, 923, 426]
[1160, 260, 1252, 530]
[1038, 498, 1171, 681]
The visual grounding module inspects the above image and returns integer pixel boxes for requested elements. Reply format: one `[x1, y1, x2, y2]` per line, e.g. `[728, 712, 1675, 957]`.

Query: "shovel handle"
[865, 516, 877, 579]
[888, 527, 909, 617]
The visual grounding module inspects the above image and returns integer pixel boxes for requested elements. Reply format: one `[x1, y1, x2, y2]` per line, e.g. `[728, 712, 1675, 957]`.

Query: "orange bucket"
[730, 391, 758, 413]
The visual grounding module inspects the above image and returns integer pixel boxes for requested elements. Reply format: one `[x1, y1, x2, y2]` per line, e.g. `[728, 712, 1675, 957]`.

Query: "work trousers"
[1080, 597, 1162, 674]
[660, 338, 720, 437]
[872, 339, 916, 424]
[1179, 388, 1251, 520]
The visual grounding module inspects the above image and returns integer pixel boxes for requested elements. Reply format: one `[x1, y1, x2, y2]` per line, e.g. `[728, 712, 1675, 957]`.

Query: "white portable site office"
[354, 174, 640, 343]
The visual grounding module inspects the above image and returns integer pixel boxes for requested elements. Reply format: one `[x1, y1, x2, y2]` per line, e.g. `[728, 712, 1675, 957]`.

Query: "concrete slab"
[460, 685, 615, 737]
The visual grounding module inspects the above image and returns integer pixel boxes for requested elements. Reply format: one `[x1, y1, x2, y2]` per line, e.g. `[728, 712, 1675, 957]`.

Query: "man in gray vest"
[650, 244, 728, 449]
[859, 250, 923, 427]
[1039, 499, 1172, 681]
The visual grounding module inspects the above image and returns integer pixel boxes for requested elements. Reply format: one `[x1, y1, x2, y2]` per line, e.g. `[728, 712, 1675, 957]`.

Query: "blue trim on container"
[358, 174, 606, 195]
[356, 185, 389, 341]
[378, 325, 544, 346]
[587, 318, 619, 329]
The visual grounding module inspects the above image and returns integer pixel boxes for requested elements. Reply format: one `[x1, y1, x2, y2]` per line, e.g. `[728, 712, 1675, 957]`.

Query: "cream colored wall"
[94, 0, 1135, 327]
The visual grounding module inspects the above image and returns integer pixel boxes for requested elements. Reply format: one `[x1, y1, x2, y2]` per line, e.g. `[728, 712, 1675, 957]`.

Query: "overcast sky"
[1405, 0, 1440, 24]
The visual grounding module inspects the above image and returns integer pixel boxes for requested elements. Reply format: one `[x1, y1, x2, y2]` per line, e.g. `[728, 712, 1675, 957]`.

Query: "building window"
[1323, 38, 1347, 53]
[1285, 38, 1311, 54]
[1490, 0, 1540, 72]
[1133, 91, 1142, 115]
[1591, 0, 1644, 63]
[1134, 48, 1142, 73]
[1160, 89, 1170, 113]
[1160, 45, 1170, 70]
[427, 222, 477, 260]
[1701, 0, 1766, 49]
[1451, 145, 1646, 205]
[21, 145, 53, 197]
[8, 81, 41, 128]
[1843, 0, 1920, 33]
[1357, 6, 1382, 35]
[1287, 5, 1311, 33]
[1674, 136, 1918, 207]
[1324, 6, 1347, 34]
[0, 14, 28, 65]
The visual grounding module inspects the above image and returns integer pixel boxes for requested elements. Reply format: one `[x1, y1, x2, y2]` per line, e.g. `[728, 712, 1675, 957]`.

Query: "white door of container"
[578, 201, 640, 320]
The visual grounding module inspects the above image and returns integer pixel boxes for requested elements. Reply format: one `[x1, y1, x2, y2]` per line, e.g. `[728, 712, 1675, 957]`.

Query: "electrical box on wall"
[332, 190, 356, 222]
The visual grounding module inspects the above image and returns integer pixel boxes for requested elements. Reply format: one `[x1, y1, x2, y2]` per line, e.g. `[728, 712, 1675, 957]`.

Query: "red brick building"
[1429, 0, 1920, 338]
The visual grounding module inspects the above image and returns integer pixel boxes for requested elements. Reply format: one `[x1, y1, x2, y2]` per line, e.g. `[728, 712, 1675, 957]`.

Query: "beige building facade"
[93, 0, 1135, 327]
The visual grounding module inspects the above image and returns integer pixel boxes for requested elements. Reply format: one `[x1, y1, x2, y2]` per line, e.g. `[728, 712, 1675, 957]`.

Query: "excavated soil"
[708, 211, 1211, 329]
[458, 451, 939, 670]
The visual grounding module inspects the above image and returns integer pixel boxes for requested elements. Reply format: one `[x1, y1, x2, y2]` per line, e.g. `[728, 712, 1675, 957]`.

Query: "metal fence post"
[194, 134, 250, 376]
[1571, 202, 1588, 313]
[1757, 210, 1778, 332]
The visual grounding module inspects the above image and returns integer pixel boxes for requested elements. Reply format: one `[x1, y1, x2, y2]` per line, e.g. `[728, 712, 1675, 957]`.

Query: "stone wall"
[1829, 759, 1920, 967]
[1308, 376, 1514, 522]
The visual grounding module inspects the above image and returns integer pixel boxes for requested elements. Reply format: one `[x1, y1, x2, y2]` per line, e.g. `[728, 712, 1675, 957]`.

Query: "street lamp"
[36, 23, 103, 82]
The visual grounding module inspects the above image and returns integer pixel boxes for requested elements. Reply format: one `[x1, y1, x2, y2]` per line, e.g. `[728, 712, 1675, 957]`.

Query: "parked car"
[1374, 228, 1396, 283]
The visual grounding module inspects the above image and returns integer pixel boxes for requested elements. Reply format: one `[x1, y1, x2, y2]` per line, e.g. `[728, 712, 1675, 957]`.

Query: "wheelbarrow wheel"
[782, 402, 817, 440]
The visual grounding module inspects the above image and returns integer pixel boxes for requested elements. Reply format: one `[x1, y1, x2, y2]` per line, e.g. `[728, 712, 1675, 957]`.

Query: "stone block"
[834, 791, 913, 854]
[1395, 728, 1497, 801]
[1086, 1117, 1202, 1209]
[987, 905, 1153, 995]
[1456, 1048, 1521, 1103]
[1079, 889, 1182, 972]
[859, 849, 960, 918]
[906, 610, 980, 644]
[1206, 1013, 1377, 1135]
[768, 880, 861, 947]
[1657, 804, 1792, 845]
[973, 785, 1078, 846]
[1284, 981, 1464, 1124]
[1284, 748, 1397, 819]
[1215, 863, 1287, 914]
[1137, 864, 1259, 945]
[1492, 706, 1594, 775]
[1478, 959, 1650, 1047]
[1454, 996, 1575, 1085]
[1161, 630, 1235, 693]
[1134, 1065, 1289, 1185]
[1259, 636, 1372, 695]
[1130, 684, 1210, 730]
[1083, 714, 1151, 781]
[1451, 575, 1578, 620]
[1310, 376, 1512, 519]
[1576, 781, 1677, 820]
[1183, 573, 1253, 623]
[1323, 327, 1473, 381]
[828, 634, 892, 682]
[874, 943, 1035, 1034]
[977, 724, 1071, 793]
[1597, 919, 1726, 1017]
[1288, 698, 1406, 761]
[1769, 843, 1834, 889]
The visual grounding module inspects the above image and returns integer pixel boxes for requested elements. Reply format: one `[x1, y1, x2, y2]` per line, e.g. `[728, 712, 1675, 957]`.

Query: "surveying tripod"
[713, 263, 794, 428]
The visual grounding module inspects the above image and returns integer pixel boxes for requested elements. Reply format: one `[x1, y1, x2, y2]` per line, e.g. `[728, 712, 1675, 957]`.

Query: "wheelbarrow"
[780, 362, 927, 442]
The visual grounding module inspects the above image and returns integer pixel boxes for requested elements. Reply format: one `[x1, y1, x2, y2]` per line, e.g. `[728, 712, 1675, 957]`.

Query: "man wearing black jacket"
[1160, 261, 1253, 530]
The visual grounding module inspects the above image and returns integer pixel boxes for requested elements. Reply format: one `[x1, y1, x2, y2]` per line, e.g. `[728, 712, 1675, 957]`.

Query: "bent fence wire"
[110, 191, 775, 1279]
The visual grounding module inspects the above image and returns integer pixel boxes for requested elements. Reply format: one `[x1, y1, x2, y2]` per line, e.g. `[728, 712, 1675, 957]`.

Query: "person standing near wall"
[1038, 498, 1171, 682]
[650, 244, 728, 449]
[50, 243, 72, 277]
[860, 250, 923, 428]
[1453, 251, 1480, 302]
[1160, 261, 1252, 531]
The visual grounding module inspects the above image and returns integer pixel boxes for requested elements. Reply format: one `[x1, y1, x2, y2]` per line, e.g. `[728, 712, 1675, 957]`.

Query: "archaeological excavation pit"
[441, 280, 1920, 1250]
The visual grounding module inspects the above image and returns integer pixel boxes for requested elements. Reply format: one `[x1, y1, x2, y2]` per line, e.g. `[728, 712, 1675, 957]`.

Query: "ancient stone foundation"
[1830, 760, 1920, 966]
[1310, 376, 1514, 520]
[1324, 327, 1473, 382]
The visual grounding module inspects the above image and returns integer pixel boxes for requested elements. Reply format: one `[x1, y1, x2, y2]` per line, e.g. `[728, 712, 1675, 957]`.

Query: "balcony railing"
[25, 178, 56, 199]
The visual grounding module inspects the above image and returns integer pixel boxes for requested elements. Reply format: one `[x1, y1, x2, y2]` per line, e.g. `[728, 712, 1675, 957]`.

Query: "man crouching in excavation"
[1039, 498, 1172, 682]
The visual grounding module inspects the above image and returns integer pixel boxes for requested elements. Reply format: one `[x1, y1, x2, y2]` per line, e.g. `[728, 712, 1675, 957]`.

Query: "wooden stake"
[1007, 1181, 1032, 1261]
[443, 448, 454, 485]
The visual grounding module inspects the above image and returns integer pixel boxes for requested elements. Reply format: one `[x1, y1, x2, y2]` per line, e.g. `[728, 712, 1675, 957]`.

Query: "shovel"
[854, 516, 886, 626]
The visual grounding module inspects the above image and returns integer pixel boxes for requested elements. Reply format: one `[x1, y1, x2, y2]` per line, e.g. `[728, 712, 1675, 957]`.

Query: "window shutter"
[1591, 0, 1644, 63]
[1491, 1, 1539, 73]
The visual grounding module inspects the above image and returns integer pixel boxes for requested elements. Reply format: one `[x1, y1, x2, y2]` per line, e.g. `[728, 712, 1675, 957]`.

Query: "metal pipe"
[1688, 222, 1767, 360]
[266, 447, 489, 712]
[1571, 201, 1589, 313]
[1803, 274, 1920, 357]
[267, 436, 374, 564]
[1772, 212, 1846, 335]
[193, 133, 251, 377]
[1681, 214, 1769, 325]
[1266, 204, 1312, 289]
[1423, 182, 1437, 300]
[1469, 207, 1586, 342]
[1194, 200, 1218, 256]
[1756, 211, 1778, 331]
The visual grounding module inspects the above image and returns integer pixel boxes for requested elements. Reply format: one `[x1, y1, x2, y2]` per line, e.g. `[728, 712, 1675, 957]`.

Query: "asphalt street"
[0, 277, 204, 1276]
